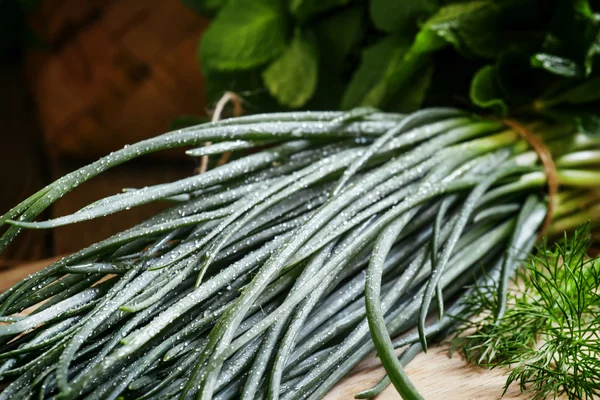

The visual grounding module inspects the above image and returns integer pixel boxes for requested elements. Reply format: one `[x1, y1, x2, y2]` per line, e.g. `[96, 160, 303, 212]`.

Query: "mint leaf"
[585, 22, 600, 75]
[494, 50, 555, 109]
[314, 6, 365, 74]
[531, 53, 582, 78]
[389, 62, 434, 112]
[341, 37, 411, 109]
[305, 67, 346, 110]
[199, 0, 287, 70]
[262, 30, 319, 108]
[341, 35, 435, 109]
[421, 0, 537, 59]
[370, 0, 438, 33]
[469, 65, 508, 116]
[550, 77, 600, 105]
[290, 0, 351, 20]
[538, 0, 599, 77]
[411, 28, 448, 54]
[422, 0, 499, 58]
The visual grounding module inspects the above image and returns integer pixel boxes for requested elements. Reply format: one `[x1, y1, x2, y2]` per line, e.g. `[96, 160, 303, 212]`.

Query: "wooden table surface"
[1, 258, 532, 400]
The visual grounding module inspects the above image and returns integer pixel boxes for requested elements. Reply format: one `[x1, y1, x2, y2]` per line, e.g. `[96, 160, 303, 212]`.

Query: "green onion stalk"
[0, 108, 598, 400]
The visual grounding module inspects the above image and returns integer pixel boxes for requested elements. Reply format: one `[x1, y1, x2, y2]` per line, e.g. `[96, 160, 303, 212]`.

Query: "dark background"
[0, 0, 210, 265]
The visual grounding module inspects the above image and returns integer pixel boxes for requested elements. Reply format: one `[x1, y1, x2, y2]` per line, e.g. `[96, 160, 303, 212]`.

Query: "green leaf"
[494, 50, 555, 109]
[411, 28, 448, 54]
[370, 0, 438, 33]
[341, 37, 411, 109]
[341, 35, 435, 109]
[421, 0, 539, 59]
[539, 0, 599, 77]
[199, 0, 288, 70]
[422, 0, 500, 58]
[388, 62, 434, 112]
[469, 65, 508, 116]
[304, 67, 346, 110]
[549, 77, 600, 105]
[530, 53, 582, 78]
[262, 30, 319, 108]
[584, 24, 600, 75]
[313, 5, 365, 74]
[309, 6, 364, 109]
[290, 0, 351, 20]
[182, 0, 228, 15]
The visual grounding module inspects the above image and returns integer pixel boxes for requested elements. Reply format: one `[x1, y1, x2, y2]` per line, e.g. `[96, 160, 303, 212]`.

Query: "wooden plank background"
[26, 0, 210, 160]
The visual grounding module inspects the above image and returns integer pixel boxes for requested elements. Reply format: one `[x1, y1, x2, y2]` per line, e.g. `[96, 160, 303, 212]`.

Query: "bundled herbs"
[188, 0, 600, 137]
[0, 108, 599, 399]
[451, 226, 600, 399]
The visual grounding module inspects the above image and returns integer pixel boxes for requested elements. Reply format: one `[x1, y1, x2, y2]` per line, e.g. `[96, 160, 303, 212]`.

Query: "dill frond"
[451, 225, 600, 400]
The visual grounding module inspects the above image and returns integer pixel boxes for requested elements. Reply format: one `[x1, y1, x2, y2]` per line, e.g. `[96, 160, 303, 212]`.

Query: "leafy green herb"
[289, 0, 351, 20]
[369, 0, 437, 33]
[198, 0, 288, 70]
[312, 5, 365, 75]
[451, 226, 600, 400]
[340, 36, 412, 109]
[187, 0, 600, 135]
[469, 65, 508, 116]
[262, 29, 319, 108]
[531, 53, 583, 78]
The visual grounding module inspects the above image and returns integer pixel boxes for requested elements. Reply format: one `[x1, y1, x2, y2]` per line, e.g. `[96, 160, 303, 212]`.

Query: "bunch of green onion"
[0, 108, 599, 400]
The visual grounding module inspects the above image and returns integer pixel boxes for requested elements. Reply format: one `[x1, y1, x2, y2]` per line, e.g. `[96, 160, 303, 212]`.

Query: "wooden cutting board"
[1, 258, 531, 400]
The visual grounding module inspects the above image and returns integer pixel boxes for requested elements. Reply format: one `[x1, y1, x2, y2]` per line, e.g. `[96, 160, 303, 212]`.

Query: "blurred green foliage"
[184, 0, 600, 136]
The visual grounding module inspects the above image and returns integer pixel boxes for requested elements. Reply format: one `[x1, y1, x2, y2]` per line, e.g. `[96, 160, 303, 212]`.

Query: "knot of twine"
[503, 119, 558, 241]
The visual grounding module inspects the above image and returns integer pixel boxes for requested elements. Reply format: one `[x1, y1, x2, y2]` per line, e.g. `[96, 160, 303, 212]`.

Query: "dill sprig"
[451, 226, 600, 400]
